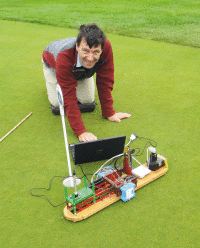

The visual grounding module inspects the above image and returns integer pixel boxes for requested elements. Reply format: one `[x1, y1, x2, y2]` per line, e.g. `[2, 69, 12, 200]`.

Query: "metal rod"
[60, 112, 73, 177]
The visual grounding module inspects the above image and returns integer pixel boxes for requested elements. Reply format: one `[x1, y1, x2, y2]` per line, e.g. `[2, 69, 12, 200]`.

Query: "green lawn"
[0, 0, 200, 47]
[1, 20, 199, 247]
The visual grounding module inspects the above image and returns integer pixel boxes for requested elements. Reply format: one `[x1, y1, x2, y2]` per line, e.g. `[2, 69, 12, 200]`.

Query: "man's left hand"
[108, 112, 131, 122]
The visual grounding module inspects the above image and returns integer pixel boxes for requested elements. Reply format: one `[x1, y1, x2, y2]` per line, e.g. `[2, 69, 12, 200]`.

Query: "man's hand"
[78, 132, 98, 142]
[108, 112, 131, 122]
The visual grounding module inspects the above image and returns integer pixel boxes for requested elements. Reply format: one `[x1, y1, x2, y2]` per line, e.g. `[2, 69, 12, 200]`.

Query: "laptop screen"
[69, 135, 126, 164]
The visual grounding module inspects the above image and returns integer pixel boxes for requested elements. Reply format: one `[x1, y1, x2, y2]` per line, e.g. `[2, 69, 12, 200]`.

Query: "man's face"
[76, 38, 102, 69]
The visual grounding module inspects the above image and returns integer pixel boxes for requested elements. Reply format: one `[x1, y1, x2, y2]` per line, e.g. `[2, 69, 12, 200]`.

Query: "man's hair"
[76, 23, 106, 49]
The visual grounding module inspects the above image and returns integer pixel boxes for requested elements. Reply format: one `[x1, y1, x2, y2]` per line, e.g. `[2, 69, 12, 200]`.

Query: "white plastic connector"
[148, 146, 156, 153]
[125, 133, 137, 146]
[130, 134, 137, 141]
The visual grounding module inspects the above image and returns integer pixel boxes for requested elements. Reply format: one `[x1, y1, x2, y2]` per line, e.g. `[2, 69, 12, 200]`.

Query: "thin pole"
[60, 112, 73, 177]
[0, 112, 32, 143]
[56, 84, 73, 178]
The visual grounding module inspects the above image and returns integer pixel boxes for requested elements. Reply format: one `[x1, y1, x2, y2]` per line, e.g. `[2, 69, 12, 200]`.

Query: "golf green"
[1, 20, 199, 247]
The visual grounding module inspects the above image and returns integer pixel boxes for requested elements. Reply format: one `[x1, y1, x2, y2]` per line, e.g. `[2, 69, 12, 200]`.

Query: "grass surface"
[0, 0, 200, 47]
[1, 20, 200, 247]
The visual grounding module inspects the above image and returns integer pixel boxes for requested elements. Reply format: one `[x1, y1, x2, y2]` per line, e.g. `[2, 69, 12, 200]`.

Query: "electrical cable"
[132, 136, 157, 157]
[71, 164, 113, 191]
[130, 147, 140, 155]
[73, 164, 93, 180]
[30, 176, 68, 207]
[91, 153, 125, 182]
[30, 135, 157, 207]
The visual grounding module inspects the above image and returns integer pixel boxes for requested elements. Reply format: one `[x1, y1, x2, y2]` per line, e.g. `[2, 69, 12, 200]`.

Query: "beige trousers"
[42, 59, 95, 107]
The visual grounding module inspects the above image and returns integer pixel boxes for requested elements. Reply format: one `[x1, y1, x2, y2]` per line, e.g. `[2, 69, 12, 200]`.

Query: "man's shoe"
[51, 101, 96, 115]
[78, 101, 97, 113]
[51, 105, 60, 115]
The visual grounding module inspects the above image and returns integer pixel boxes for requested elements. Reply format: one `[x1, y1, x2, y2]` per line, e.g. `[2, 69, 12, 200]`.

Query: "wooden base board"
[135, 165, 168, 191]
[63, 157, 168, 222]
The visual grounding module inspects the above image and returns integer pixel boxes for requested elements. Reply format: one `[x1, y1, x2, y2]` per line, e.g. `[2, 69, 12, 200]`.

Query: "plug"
[125, 133, 138, 146]
[130, 133, 137, 141]
[148, 146, 156, 153]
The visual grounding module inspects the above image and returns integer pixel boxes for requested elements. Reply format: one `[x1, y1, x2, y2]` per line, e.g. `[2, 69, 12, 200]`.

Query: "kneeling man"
[42, 23, 131, 142]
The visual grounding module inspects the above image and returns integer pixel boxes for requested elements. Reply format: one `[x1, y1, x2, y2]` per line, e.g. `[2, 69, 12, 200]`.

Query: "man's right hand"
[78, 132, 97, 142]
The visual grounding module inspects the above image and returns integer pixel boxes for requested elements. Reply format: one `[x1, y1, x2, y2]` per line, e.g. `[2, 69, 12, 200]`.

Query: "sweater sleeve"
[96, 39, 115, 118]
[56, 50, 87, 136]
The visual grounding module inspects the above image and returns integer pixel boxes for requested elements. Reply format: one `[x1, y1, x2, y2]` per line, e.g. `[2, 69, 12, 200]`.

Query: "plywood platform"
[63, 155, 168, 222]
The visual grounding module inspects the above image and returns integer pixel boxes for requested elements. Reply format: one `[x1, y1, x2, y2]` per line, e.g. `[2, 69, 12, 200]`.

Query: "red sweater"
[42, 38, 115, 136]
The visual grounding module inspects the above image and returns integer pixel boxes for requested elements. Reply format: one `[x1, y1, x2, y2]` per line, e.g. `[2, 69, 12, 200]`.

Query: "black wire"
[113, 156, 123, 172]
[132, 136, 157, 157]
[30, 153, 124, 207]
[130, 147, 140, 155]
[30, 175, 68, 207]
[72, 163, 113, 191]
[73, 164, 93, 183]
[138, 136, 157, 147]
[30, 137, 156, 207]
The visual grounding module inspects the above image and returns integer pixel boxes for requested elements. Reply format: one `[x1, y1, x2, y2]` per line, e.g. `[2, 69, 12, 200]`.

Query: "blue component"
[97, 166, 114, 179]
[120, 183, 136, 202]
